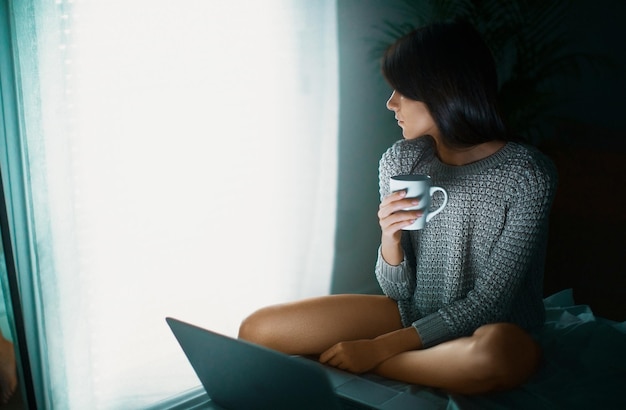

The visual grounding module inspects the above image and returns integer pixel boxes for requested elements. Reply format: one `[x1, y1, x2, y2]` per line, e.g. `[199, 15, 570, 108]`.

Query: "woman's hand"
[377, 190, 422, 265]
[378, 190, 422, 241]
[319, 328, 423, 374]
[319, 339, 385, 374]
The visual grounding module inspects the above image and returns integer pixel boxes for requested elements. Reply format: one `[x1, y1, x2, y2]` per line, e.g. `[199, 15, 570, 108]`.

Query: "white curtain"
[10, 0, 337, 408]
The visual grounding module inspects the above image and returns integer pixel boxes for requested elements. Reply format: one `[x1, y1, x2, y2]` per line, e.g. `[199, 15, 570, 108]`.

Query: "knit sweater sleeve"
[412, 153, 558, 347]
[374, 140, 424, 300]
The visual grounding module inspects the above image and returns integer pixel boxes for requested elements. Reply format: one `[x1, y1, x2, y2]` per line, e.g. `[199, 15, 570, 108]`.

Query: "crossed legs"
[238, 294, 541, 395]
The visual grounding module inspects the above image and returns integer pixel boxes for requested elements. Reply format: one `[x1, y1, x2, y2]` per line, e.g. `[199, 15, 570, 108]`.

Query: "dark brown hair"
[382, 20, 510, 147]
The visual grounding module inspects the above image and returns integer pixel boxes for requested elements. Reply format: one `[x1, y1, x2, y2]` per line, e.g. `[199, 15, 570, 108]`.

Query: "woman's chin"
[402, 132, 421, 140]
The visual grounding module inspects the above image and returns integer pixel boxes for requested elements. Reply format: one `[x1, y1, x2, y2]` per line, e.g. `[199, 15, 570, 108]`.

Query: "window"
[4, 1, 337, 407]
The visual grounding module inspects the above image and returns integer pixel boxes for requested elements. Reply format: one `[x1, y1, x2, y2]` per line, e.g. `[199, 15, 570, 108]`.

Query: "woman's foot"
[0, 337, 17, 405]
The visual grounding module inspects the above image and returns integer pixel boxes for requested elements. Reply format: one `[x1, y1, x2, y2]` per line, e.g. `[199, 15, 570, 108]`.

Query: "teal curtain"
[0, 1, 44, 408]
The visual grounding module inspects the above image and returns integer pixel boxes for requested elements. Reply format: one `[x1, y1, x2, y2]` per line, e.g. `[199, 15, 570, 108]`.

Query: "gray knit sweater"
[375, 137, 557, 348]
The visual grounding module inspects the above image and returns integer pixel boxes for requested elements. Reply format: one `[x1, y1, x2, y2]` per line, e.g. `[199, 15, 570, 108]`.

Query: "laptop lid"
[166, 317, 343, 410]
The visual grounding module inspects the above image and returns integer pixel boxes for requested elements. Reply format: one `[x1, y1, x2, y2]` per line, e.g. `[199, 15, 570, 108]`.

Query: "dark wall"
[331, 0, 406, 294]
[541, 1, 626, 320]
[332, 0, 626, 319]
[550, 0, 626, 141]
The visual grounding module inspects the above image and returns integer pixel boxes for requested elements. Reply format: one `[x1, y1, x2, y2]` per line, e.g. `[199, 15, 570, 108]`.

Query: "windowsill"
[146, 386, 219, 410]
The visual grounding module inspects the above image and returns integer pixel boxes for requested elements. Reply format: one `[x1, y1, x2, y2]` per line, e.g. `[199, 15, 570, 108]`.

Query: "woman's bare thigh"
[238, 294, 403, 355]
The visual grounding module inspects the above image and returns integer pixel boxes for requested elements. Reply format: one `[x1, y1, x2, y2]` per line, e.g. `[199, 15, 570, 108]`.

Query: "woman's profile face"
[386, 91, 439, 140]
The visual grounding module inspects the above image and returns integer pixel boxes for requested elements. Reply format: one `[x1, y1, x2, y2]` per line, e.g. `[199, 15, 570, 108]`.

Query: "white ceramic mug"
[390, 174, 448, 230]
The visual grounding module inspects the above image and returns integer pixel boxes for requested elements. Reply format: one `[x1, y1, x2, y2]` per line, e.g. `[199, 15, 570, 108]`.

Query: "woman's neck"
[434, 139, 507, 166]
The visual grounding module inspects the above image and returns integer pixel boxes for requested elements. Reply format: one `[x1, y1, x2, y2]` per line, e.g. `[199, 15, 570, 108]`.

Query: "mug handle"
[426, 186, 448, 222]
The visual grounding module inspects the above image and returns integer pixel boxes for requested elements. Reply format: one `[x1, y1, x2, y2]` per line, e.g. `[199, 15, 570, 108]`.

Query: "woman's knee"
[238, 305, 283, 348]
[238, 294, 402, 354]
[469, 323, 541, 391]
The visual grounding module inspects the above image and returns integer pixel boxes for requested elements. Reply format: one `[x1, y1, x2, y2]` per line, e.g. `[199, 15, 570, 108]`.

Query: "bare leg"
[240, 299, 540, 395]
[0, 332, 16, 404]
[374, 323, 542, 395]
[238, 294, 403, 355]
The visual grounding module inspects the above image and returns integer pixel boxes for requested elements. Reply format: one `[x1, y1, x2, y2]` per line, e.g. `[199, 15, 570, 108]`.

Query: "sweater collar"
[430, 142, 518, 178]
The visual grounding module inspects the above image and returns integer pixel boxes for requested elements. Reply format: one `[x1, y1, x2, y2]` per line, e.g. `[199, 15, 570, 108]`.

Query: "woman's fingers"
[379, 192, 422, 230]
[380, 210, 421, 229]
[319, 345, 340, 368]
[319, 346, 333, 364]
[378, 192, 420, 219]
[378, 190, 408, 211]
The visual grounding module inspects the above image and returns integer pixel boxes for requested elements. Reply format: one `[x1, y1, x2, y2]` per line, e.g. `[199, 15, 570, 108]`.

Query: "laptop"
[166, 317, 437, 410]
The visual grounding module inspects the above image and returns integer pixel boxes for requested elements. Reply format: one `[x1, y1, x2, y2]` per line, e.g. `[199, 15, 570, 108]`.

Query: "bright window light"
[11, 0, 337, 407]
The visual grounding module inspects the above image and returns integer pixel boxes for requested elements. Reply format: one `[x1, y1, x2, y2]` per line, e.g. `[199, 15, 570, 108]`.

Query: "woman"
[239, 20, 557, 394]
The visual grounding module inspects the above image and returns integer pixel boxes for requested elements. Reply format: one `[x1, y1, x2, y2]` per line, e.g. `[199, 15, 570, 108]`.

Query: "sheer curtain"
[8, 0, 337, 408]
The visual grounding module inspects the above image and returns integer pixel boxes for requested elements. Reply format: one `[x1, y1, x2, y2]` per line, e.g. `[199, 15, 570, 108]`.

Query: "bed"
[352, 289, 626, 409]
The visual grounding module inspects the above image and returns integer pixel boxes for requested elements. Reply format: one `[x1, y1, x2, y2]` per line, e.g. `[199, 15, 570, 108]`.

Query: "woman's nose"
[386, 91, 398, 111]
